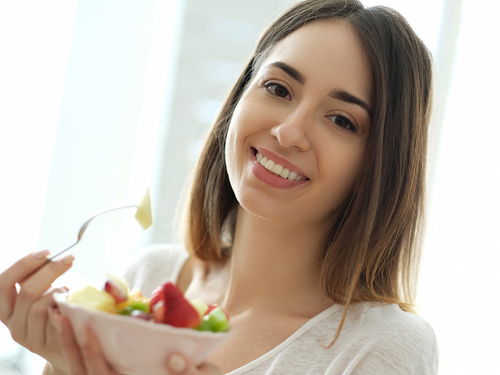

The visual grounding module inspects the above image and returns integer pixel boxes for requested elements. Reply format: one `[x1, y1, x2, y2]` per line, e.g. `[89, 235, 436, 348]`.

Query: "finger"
[43, 288, 70, 353]
[11, 255, 74, 339]
[52, 311, 87, 375]
[0, 250, 50, 320]
[23, 287, 67, 351]
[167, 352, 222, 375]
[198, 362, 222, 375]
[80, 326, 119, 375]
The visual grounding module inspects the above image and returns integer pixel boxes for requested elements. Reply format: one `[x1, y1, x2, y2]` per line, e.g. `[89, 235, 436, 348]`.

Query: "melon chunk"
[134, 187, 152, 230]
[67, 285, 117, 313]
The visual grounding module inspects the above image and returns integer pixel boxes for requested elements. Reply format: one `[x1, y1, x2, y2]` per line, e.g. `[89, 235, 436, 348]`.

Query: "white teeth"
[272, 164, 283, 174]
[264, 159, 275, 171]
[255, 152, 305, 181]
[280, 168, 290, 178]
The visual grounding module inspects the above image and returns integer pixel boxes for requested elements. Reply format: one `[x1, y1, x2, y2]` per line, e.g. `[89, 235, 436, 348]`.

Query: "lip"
[250, 147, 309, 189]
[253, 147, 309, 179]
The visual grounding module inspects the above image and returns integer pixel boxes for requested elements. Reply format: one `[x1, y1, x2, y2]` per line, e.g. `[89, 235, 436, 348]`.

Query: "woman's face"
[225, 20, 373, 230]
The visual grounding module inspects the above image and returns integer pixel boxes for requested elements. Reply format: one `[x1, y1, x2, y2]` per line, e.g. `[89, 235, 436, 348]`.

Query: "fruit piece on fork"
[135, 187, 152, 230]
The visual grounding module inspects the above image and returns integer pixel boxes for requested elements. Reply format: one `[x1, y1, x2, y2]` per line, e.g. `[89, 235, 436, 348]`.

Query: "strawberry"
[149, 282, 200, 328]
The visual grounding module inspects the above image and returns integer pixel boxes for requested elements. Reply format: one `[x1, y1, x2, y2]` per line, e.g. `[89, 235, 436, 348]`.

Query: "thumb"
[198, 361, 222, 375]
[167, 352, 222, 375]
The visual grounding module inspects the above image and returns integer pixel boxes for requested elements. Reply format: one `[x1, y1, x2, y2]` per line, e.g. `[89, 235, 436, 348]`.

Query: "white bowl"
[54, 293, 229, 375]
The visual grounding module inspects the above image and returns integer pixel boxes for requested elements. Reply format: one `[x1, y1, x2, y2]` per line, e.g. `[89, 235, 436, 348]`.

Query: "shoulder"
[334, 302, 439, 374]
[247, 303, 438, 374]
[351, 302, 436, 341]
[122, 243, 189, 297]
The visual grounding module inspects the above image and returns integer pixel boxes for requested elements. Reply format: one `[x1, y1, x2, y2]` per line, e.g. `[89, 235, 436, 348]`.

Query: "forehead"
[259, 20, 373, 104]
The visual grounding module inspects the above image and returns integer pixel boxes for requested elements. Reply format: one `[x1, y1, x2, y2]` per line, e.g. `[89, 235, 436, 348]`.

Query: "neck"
[221, 206, 333, 318]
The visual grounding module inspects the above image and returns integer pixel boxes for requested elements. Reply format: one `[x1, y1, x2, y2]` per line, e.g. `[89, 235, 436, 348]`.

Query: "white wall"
[417, 0, 500, 372]
[0, 1, 182, 373]
[0, 3, 77, 373]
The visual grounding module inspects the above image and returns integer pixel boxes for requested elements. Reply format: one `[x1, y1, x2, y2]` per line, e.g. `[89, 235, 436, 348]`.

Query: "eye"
[328, 114, 358, 132]
[265, 82, 291, 100]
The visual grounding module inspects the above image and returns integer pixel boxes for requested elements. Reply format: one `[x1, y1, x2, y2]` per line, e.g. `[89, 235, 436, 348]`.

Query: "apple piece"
[104, 279, 128, 303]
[204, 306, 230, 332]
[67, 285, 117, 314]
[206, 304, 229, 321]
[194, 319, 213, 332]
[150, 282, 200, 328]
[189, 299, 209, 318]
[135, 188, 152, 230]
[103, 274, 129, 303]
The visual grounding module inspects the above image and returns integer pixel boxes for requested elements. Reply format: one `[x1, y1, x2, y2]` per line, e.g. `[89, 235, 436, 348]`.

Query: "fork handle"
[47, 240, 79, 262]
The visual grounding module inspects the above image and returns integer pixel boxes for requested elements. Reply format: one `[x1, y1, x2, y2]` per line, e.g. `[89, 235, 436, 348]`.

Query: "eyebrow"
[267, 61, 305, 84]
[265, 61, 372, 118]
[329, 89, 372, 118]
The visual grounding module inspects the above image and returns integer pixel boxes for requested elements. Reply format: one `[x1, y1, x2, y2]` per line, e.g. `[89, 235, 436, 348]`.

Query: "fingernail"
[60, 254, 75, 265]
[168, 353, 186, 372]
[48, 308, 64, 334]
[33, 249, 50, 260]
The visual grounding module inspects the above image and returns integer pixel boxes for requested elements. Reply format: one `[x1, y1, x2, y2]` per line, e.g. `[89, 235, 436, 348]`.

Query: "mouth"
[252, 148, 309, 182]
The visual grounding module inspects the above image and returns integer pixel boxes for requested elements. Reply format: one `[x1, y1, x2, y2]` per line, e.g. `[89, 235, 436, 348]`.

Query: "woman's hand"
[49, 308, 222, 375]
[0, 250, 75, 373]
[0, 250, 222, 375]
[166, 352, 222, 375]
[49, 310, 122, 375]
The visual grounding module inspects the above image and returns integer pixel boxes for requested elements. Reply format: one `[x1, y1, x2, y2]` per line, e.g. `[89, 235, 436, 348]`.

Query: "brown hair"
[184, 0, 433, 346]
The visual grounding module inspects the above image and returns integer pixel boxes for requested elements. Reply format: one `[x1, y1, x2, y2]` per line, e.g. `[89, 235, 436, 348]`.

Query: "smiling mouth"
[252, 148, 309, 181]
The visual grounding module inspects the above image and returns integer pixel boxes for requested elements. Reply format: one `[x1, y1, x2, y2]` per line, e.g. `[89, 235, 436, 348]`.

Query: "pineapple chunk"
[117, 287, 150, 311]
[134, 188, 152, 230]
[128, 287, 144, 300]
[67, 285, 117, 313]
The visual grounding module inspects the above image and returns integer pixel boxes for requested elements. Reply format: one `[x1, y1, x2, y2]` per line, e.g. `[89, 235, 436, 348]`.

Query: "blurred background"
[0, 0, 498, 374]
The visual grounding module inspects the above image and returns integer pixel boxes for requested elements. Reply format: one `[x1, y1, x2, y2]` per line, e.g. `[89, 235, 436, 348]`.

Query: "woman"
[0, 0, 437, 374]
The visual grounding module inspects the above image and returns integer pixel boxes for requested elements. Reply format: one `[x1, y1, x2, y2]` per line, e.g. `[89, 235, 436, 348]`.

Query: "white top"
[123, 244, 439, 375]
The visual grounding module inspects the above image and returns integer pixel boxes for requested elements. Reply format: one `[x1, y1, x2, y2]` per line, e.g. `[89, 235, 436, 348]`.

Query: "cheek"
[338, 150, 365, 188]
[224, 122, 238, 181]
[320, 140, 366, 207]
[224, 98, 266, 166]
[224, 108, 251, 192]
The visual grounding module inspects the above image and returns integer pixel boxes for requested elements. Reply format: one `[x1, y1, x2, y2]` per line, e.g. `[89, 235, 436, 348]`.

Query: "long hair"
[184, 0, 433, 346]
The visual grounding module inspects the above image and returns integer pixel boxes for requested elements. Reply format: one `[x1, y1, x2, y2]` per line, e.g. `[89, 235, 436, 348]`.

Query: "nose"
[270, 107, 312, 151]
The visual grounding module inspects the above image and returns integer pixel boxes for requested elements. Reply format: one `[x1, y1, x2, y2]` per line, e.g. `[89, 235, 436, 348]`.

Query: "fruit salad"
[67, 274, 230, 333]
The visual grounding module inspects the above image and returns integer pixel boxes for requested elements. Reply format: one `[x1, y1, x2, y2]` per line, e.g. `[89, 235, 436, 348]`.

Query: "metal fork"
[40, 203, 138, 267]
